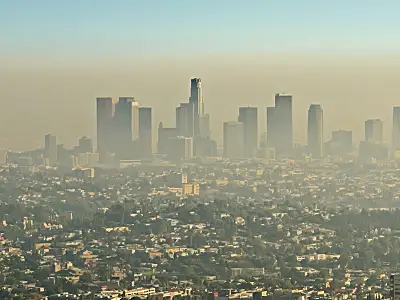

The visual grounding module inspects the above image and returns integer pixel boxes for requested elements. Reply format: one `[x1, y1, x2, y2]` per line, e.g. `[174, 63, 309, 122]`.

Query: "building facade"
[307, 104, 324, 157]
[138, 107, 152, 157]
[223, 121, 244, 159]
[238, 107, 258, 158]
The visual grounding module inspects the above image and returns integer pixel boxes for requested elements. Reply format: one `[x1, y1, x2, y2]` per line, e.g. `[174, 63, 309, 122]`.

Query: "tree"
[80, 272, 93, 283]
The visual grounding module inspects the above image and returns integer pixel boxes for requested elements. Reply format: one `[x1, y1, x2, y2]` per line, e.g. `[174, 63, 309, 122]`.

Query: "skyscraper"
[199, 114, 211, 138]
[190, 78, 202, 115]
[189, 78, 202, 136]
[393, 107, 400, 154]
[238, 107, 258, 158]
[223, 121, 244, 159]
[176, 102, 194, 137]
[307, 104, 324, 157]
[365, 119, 383, 144]
[131, 101, 140, 141]
[44, 134, 57, 165]
[139, 107, 152, 157]
[96, 97, 115, 160]
[113, 97, 135, 159]
[157, 122, 178, 155]
[266, 106, 276, 148]
[274, 93, 293, 155]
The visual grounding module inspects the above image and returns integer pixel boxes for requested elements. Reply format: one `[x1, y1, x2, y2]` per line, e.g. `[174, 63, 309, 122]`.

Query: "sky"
[1, 0, 400, 150]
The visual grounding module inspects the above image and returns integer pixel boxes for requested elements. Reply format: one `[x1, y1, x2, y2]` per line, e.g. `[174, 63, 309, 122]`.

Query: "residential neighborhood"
[1, 159, 400, 299]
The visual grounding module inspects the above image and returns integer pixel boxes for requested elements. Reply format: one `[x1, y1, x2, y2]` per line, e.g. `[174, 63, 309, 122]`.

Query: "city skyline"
[91, 78, 400, 161]
[2, 1, 400, 150]
[2, 71, 400, 153]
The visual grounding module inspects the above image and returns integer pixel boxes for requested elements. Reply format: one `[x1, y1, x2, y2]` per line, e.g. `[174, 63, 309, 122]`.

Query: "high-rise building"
[190, 78, 202, 115]
[307, 104, 324, 157]
[199, 114, 211, 138]
[113, 97, 137, 159]
[176, 102, 194, 137]
[365, 119, 383, 144]
[131, 101, 140, 141]
[96, 97, 115, 160]
[139, 107, 152, 157]
[266, 106, 276, 148]
[189, 78, 203, 136]
[78, 136, 93, 153]
[223, 121, 244, 159]
[44, 134, 57, 165]
[238, 107, 258, 158]
[393, 107, 400, 154]
[157, 122, 178, 155]
[274, 93, 293, 155]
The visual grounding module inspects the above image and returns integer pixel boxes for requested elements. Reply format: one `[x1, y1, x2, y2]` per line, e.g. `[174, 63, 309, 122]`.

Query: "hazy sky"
[1, 1, 400, 150]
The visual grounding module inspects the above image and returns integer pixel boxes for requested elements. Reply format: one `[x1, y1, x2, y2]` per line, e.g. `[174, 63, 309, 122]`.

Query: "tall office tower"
[131, 101, 140, 141]
[266, 106, 276, 148]
[190, 78, 202, 115]
[113, 97, 135, 159]
[199, 114, 211, 138]
[139, 107, 152, 157]
[223, 121, 244, 159]
[189, 78, 202, 136]
[78, 136, 93, 153]
[96, 97, 115, 160]
[176, 102, 194, 137]
[238, 107, 258, 158]
[393, 107, 400, 154]
[274, 93, 293, 155]
[365, 119, 383, 144]
[157, 122, 178, 155]
[44, 134, 57, 165]
[307, 104, 324, 157]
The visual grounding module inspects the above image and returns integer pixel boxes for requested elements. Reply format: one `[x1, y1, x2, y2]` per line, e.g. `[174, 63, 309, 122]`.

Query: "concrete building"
[78, 136, 93, 153]
[307, 104, 324, 157]
[96, 97, 115, 161]
[274, 93, 293, 155]
[139, 107, 152, 157]
[176, 102, 194, 137]
[365, 119, 383, 144]
[44, 134, 57, 165]
[266, 106, 276, 148]
[113, 97, 136, 159]
[393, 107, 400, 155]
[131, 101, 140, 141]
[189, 78, 203, 136]
[166, 137, 193, 160]
[223, 121, 244, 159]
[238, 107, 258, 158]
[267, 94, 293, 157]
[199, 113, 211, 138]
[325, 130, 353, 156]
[157, 122, 178, 155]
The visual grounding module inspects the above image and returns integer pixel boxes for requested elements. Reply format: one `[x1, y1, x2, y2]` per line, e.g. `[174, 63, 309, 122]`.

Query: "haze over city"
[6, 1, 400, 299]
[2, 0, 400, 150]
